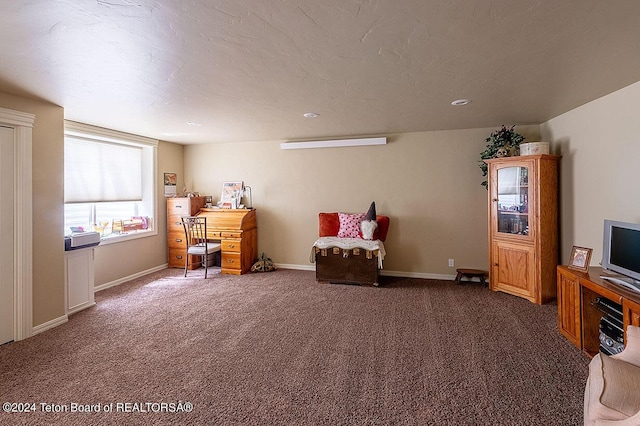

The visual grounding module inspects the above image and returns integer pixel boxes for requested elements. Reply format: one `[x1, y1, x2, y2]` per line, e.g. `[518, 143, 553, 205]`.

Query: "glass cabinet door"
[495, 165, 529, 236]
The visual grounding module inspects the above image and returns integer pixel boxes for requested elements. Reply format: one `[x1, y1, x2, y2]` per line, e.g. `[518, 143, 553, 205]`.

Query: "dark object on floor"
[455, 268, 488, 286]
[251, 252, 275, 272]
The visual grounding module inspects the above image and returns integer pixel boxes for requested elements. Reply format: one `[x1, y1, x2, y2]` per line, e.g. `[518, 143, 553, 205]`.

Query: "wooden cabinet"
[624, 298, 640, 328]
[486, 155, 560, 304]
[197, 208, 258, 275]
[167, 196, 205, 269]
[492, 240, 536, 301]
[65, 247, 95, 315]
[557, 265, 640, 356]
[557, 266, 582, 348]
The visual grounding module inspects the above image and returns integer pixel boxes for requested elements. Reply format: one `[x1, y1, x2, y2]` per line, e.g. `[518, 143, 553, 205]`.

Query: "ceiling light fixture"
[451, 99, 471, 106]
[187, 121, 202, 126]
[303, 112, 319, 118]
[280, 137, 387, 150]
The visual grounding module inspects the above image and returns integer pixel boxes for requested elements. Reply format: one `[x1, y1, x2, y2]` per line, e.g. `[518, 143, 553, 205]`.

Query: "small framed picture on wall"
[568, 246, 592, 273]
[164, 172, 177, 197]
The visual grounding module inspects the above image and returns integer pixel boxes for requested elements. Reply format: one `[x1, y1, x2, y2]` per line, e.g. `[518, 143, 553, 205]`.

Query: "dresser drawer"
[206, 230, 223, 239]
[167, 230, 187, 248]
[168, 248, 187, 265]
[206, 230, 242, 239]
[221, 239, 241, 252]
[167, 201, 192, 215]
[222, 231, 242, 238]
[167, 214, 186, 231]
[168, 249, 203, 269]
[221, 252, 241, 270]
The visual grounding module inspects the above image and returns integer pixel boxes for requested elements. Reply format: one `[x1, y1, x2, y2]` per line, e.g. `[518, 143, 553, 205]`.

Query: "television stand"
[557, 265, 640, 356]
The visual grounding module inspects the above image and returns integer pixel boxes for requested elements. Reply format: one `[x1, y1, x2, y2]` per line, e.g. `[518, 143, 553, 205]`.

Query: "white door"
[0, 125, 14, 344]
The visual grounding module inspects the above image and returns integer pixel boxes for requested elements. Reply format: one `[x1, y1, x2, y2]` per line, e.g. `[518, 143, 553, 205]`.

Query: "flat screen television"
[601, 219, 640, 291]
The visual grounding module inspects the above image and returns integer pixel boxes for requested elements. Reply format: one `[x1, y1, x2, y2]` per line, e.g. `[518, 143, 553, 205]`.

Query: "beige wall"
[541, 80, 640, 266]
[93, 140, 185, 285]
[0, 91, 65, 326]
[184, 125, 540, 277]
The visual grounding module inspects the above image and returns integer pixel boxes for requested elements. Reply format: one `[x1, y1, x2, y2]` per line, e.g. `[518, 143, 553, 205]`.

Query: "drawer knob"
[177, 255, 183, 259]
[227, 259, 234, 263]
[175, 238, 182, 243]
[228, 244, 235, 248]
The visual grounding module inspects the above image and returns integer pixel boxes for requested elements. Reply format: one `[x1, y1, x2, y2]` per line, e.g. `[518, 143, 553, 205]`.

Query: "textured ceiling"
[1, 0, 640, 144]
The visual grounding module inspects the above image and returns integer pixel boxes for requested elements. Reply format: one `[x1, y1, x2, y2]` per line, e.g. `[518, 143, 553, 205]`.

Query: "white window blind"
[64, 136, 143, 203]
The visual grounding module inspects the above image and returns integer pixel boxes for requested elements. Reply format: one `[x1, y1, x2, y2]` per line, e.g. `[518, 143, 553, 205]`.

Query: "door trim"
[0, 107, 34, 342]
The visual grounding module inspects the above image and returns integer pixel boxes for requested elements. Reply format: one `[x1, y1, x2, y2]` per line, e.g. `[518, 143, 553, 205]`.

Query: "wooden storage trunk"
[313, 212, 389, 286]
[315, 246, 380, 286]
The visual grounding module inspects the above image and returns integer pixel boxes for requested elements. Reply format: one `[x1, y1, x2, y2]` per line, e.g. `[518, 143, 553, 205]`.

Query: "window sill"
[97, 229, 158, 246]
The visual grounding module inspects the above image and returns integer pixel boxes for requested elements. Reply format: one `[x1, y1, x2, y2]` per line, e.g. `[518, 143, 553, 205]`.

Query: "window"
[64, 121, 157, 243]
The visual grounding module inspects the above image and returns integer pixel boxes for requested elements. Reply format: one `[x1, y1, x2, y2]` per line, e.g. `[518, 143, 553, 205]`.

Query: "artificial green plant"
[478, 125, 525, 188]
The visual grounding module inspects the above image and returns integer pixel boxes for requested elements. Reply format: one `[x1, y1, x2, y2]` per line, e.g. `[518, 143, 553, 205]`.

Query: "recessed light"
[303, 112, 319, 118]
[187, 121, 202, 126]
[451, 99, 471, 106]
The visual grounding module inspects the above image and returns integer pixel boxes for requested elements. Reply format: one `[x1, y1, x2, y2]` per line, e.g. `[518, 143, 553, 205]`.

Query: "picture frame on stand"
[568, 246, 592, 273]
[220, 181, 244, 208]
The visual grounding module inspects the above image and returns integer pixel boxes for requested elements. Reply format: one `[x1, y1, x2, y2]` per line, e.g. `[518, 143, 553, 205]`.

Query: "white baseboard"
[382, 270, 457, 281]
[275, 263, 315, 271]
[32, 314, 68, 336]
[95, 264, 168, 292]
[275, 263, 460, 281]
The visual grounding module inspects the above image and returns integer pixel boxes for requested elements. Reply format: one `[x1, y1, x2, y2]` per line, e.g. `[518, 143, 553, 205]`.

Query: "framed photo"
[164, 172, 177, 186]
[568, 246, 592, 273]
[220, 181, 244, 207]
[163, 172, 177, 197]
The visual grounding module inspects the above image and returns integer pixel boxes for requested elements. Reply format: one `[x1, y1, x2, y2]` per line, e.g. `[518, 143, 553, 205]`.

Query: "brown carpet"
[0, 268, 589, 425]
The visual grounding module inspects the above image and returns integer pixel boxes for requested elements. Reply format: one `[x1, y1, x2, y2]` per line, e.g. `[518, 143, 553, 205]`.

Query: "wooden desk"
[197, 208, 258, 275]
[557, 265, 640, 356]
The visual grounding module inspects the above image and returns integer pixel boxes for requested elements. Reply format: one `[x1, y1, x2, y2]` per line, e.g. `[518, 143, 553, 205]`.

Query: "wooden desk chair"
[181, 216, 221, 278]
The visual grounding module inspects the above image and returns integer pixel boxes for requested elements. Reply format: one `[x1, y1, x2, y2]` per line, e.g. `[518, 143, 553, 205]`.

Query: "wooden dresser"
[167, 196, 205, 269]
[197, 208, 258, 275]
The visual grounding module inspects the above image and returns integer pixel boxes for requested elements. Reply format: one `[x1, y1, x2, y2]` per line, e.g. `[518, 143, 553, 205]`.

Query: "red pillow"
[319, 213, 340, 237]
[375, 215, 390, 242]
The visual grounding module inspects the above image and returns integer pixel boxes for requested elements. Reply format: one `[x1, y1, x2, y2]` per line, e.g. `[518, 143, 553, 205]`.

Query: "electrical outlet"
[448, 258, 455, 267]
